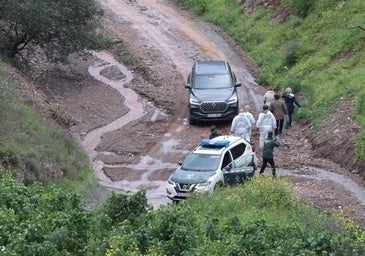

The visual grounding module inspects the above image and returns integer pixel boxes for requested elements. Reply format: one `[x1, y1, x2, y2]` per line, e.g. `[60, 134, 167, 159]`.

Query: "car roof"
[193, 135, 244, 155]
[194, 60, 229, 74]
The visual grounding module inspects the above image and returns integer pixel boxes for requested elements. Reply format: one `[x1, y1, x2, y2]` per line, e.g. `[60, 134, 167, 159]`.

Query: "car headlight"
[189, 97, 200, 105]
[227, 95, 238, 104]
[197, 180, 212, 187]
[168, 179, 175, 185]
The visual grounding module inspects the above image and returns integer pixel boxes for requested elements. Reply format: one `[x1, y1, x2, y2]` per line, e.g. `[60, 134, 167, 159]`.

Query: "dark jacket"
[269, 99, 288, 120]
[282, 93, 300, 113]
[209, 131, 221, 139]
[262, 138, 280, 159]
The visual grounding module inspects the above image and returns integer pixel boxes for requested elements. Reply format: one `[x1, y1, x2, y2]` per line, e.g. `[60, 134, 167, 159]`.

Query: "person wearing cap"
[209, 125, 222, 139]
[259, 131, 280, 177]
[269, 93, 288, 140]
[256, 105, 276, 149]
[282, 87, 301, 129]
[230, 108, 252, 142]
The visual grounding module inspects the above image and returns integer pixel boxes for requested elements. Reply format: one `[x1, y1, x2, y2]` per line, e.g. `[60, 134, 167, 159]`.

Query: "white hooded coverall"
[230, 113, 252, 142]
[256, 110, 277, 149]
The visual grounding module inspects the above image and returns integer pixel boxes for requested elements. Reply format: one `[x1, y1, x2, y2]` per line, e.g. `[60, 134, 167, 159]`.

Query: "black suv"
[185, 60, 241, 124]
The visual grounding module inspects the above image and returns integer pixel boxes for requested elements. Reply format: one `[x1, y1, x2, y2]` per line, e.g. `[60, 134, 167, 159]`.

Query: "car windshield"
[182, 153, 220, 171]
[193, 74, 231, 89]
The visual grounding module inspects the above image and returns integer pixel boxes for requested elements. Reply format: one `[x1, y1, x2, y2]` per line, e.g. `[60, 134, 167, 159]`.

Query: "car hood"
[191, 88, 234, 101]
[170, 168, 215, 184]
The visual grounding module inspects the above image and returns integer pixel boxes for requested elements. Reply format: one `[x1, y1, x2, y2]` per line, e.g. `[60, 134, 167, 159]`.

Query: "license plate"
[177, 193, 188, 197]
[207, 113, 221, 118]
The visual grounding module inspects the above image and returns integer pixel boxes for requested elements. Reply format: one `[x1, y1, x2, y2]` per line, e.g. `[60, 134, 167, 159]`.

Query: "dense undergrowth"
[177, 0, 365, 163]
[1, 175, 364, 255]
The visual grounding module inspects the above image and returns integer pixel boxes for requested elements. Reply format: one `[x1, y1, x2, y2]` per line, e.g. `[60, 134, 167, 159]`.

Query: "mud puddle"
[83, 50, 188, 208]
[279, 167, 365, 204]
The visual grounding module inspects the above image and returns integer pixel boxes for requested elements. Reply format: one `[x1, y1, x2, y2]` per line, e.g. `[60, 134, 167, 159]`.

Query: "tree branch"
[348, 26, 365, 31]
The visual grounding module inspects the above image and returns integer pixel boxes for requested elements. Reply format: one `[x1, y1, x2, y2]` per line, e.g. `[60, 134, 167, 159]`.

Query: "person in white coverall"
[230, 108, 252, 142]
[256, 105, 277, 149]
[243, 104, 256, 142]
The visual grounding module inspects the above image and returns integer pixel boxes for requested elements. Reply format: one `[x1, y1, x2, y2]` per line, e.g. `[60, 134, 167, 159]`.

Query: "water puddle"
[83, 50, 180, 208]
[280, 167, 365, 204]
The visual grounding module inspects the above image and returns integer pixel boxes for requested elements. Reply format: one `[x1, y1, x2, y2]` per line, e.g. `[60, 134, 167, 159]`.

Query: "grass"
[0, 66, 96, 193]
[178, 0, 365, 162]
[154, 176, 365, 254]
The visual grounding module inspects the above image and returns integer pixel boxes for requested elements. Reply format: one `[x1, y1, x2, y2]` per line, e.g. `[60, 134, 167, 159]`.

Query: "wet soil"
[18, 0, 365, 225]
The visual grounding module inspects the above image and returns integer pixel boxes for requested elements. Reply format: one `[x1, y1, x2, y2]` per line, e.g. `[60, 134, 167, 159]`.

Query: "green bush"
[1, 176, 365, 255]
[0, 176, 89, 255]
[282, 0, 316, 18]
[102, 190, 150, 226]
[282, 39, 300, 67]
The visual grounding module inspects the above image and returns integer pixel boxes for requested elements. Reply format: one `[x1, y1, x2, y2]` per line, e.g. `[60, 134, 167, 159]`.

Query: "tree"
[0, 0, 102, 61]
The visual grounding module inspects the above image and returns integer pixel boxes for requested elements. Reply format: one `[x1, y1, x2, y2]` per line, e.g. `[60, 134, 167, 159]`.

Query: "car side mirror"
[178, 160, 183, 166]
[184, 83, 191, 89]
[235, 82, 242, 88]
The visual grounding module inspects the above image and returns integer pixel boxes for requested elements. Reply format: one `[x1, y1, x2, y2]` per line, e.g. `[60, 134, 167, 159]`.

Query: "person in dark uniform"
[259, 132, 280, 177]
[209, 125, 222, 139]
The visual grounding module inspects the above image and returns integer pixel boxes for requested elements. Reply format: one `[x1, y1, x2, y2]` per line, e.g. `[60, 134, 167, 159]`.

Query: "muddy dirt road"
[87, 0, 267, 207]
[42, 0, 365, 224]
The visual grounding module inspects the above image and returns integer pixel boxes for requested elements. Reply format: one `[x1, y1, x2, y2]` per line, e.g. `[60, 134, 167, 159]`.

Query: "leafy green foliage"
[1, 175, 365, 255]
[0, 176, 89, 255]
[0, 0, 102, 61]
[102, 191, 150, 226]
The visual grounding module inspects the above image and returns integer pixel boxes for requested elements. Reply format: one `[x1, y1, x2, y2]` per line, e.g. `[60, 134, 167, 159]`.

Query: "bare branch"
[348, 26, 365, 31]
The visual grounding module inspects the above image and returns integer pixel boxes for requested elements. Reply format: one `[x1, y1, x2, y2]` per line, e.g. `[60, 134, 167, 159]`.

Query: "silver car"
[166, 135, 258, 202]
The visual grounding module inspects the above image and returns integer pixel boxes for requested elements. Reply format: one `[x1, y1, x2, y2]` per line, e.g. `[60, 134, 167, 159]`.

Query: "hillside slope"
[178, 0, 365, 174]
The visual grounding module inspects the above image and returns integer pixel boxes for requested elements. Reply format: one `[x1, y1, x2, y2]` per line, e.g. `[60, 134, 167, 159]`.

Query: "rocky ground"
[7, 0, 365, 225]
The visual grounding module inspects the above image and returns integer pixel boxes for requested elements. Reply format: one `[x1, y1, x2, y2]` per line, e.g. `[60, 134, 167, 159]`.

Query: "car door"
[223, 142, 254, 186]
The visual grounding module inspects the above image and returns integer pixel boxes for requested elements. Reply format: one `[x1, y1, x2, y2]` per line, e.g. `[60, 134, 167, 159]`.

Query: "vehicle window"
[230, 143, 246, 160]
[222, 152, 232, 169]
[182, 153, 220, 171]
[233, 154, 253, 168]
[193, 74, 231, 89]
